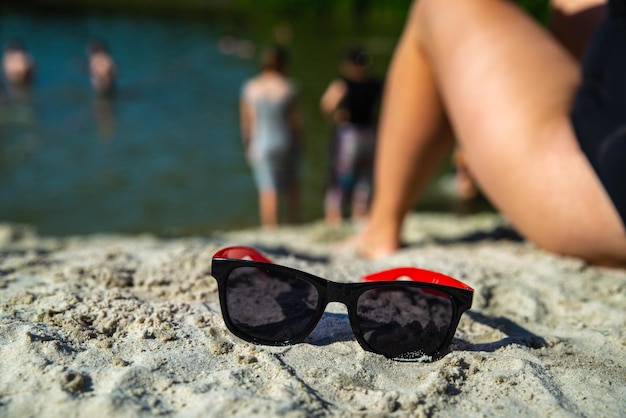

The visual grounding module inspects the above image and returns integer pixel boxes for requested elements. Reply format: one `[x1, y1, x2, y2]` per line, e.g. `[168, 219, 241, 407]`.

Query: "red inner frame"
[213, 246, 473, 291]
[213, 246, 273, 264]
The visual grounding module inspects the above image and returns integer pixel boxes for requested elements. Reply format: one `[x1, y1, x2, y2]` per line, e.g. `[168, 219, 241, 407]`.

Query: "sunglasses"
[211, 246, 473, 360]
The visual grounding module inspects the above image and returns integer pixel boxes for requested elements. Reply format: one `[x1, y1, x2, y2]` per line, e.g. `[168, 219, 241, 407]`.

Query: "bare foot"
[455, 171, 479, 201]
[325, 213, 343, 228]
[334, 224, 401, 260]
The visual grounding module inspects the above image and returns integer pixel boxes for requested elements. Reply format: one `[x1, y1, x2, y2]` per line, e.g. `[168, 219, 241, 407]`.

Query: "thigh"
[415, 0, 626, 262]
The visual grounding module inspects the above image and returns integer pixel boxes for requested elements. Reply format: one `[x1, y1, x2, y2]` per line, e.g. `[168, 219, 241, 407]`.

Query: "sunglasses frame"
[211, 246, 473, 359]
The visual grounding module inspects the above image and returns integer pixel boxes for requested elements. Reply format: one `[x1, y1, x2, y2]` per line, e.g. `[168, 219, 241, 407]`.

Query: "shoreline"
[1, 213, 624, 417]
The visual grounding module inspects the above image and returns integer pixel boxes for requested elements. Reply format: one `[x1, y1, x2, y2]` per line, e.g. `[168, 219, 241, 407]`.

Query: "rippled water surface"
[0, 10, 484, 236]
[1, 12, 315, 235]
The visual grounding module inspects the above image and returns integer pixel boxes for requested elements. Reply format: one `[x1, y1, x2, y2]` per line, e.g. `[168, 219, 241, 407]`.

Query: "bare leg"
[259, 189, 278, 229]
[453, 147, 479, 201]
[351, 184, 370, 223]
[550, 0, 607, 60]
[324, 189, 344, 227]
[352, 0, 626, 265]
[349, 1, 454, 258]
[414, 0, 626, 264]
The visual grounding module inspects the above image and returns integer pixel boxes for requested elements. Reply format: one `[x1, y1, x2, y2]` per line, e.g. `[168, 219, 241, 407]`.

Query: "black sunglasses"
[211, 246, 473, 360]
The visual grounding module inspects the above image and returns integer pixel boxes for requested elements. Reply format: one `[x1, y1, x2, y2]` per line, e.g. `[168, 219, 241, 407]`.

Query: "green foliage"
[3, 0, 550, 26]
[517, 0, 551, 24]
[234, 0, 550, 23]
[235, 0, 369, 16]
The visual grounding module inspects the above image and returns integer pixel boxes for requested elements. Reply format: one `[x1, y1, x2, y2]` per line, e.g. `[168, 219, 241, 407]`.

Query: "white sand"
[1, 213, 624, 417]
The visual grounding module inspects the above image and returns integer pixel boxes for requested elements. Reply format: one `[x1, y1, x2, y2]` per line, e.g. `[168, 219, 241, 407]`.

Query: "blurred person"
[2, 40, 35, 99]
[274, 23, 294, 45]
[218, 35, 238, 55]
[93, 96, 116, 140]
[342, 0, 626, 266]
[452, 146, 480, 201]
[236, 40, 256, 59]
[87, 40, 117, 96]
[320, 46, 383, 226]
[240, 45, 303, 228]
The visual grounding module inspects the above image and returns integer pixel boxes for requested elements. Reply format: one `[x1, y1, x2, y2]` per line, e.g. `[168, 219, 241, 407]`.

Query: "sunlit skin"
[89, 51, 117, 96]
[321, 59, 372, 123]
[344, 0, 626, 267]
[2, 41, 35, 103]
[2, 49, 34, 86]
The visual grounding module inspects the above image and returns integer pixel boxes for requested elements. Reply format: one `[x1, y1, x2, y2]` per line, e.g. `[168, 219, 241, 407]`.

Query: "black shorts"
[571, 12, 626, 228]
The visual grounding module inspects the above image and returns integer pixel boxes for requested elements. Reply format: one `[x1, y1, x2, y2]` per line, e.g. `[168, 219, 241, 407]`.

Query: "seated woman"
[346, 0, 626, 267]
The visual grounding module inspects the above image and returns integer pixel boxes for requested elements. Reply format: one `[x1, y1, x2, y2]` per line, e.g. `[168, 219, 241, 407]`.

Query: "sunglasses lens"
[224, 266, 320, 343]
[356, 287, 454, 358]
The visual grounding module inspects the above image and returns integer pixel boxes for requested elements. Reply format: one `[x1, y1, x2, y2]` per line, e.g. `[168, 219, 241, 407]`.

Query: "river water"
[0, 10, 484, 236]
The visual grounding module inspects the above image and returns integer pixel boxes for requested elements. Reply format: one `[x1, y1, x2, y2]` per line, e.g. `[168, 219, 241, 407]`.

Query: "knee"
[403, 0, 427, 39]
[409, 0, 446, 22]
[405, 0, 453, 45]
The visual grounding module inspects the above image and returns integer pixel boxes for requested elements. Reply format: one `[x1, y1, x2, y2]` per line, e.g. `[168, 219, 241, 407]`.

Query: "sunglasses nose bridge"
[326, 281, 352, 305]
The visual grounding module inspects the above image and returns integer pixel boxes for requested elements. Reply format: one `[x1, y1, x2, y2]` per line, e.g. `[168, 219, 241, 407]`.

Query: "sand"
[0, 213, 624, 417]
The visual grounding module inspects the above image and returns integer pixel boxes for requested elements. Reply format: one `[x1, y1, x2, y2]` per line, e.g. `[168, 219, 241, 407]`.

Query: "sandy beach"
[1, 213, 624, 417]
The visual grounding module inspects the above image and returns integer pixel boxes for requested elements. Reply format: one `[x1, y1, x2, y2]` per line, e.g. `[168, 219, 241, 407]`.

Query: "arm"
[239, 95, 253, 151]
[288, 95, 303, 145]
[549, 0, 607, 60]
[320, 79, 347, 121]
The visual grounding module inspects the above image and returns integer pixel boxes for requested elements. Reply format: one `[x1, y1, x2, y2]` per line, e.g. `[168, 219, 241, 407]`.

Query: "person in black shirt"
[320, 47, 383, 226]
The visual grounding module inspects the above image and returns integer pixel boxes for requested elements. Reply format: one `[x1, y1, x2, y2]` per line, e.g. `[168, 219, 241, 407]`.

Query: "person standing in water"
[240, 45, 303, 228]
[87, 40, 117, 97]
[2, 40, 35, 100]
[320, 47, 383, 226]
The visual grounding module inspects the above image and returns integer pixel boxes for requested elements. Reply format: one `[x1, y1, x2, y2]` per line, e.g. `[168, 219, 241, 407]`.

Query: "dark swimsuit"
[571, 0, 626, 227]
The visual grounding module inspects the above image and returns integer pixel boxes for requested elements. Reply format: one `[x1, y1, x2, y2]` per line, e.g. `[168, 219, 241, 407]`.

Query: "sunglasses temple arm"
[361, 267, 473, 291]
[213, 246, 273, 263]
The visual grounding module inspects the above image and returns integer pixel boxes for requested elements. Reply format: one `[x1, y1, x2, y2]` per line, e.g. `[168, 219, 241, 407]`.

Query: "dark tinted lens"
[224, 266, 320, 342]
[356, 287, 454, 358]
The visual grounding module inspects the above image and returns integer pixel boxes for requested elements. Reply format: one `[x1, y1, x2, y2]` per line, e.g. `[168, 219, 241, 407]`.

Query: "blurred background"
[0, 0, 502, 237]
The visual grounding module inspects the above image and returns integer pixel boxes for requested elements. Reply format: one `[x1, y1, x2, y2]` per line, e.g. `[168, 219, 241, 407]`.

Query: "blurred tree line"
[1, 0, 550, 25]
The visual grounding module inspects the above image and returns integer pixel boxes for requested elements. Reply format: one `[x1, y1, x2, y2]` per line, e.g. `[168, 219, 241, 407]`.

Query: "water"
[0, 10, 485, 237]
[0, 12, 292, 236]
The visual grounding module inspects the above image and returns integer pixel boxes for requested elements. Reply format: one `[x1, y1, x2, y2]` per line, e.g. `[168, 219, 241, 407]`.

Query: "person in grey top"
[240, 45, 303, 228]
